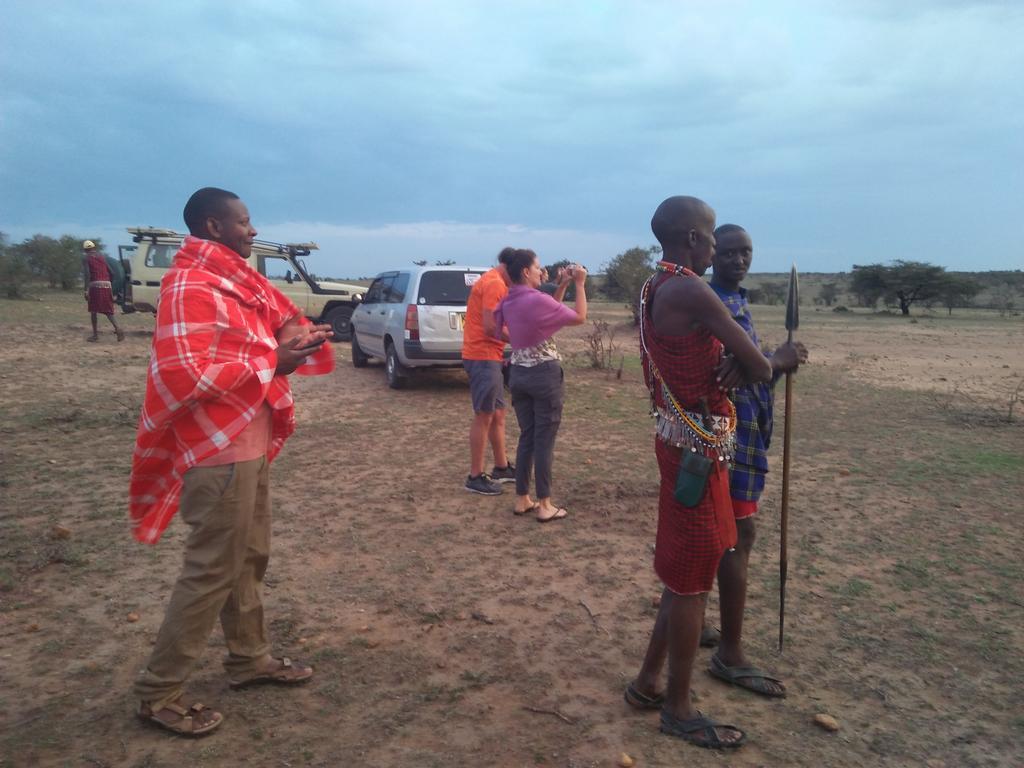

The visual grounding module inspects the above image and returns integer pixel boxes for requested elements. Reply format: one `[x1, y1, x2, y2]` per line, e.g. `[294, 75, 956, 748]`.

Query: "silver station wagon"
[350, 265, 489, 388]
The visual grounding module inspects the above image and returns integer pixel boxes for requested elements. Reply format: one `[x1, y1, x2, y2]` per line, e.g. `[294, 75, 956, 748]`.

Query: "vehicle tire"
[351, 332, 369, 368]
[385, 341, 407, 389]
[325, 305, 354, 342]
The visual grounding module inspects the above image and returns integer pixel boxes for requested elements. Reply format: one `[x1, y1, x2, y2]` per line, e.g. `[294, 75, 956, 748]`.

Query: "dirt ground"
[1, 294, 1022, 768]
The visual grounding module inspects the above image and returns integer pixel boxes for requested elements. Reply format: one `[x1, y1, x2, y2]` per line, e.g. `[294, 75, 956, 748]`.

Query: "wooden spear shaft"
[780, 263, 799, 653]
[779, 330, 794, 652]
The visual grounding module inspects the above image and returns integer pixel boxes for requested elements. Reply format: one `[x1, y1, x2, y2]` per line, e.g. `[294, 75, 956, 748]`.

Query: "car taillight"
[405, 304, 419, 340]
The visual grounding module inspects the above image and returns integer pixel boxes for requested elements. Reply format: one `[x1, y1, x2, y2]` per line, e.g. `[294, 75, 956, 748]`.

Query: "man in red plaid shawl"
[624, 196, 771, 751]
[129, 188, 334, 736]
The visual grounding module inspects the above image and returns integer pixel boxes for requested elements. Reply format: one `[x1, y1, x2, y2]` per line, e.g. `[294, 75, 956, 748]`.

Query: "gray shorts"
[463, 359, 506, 413]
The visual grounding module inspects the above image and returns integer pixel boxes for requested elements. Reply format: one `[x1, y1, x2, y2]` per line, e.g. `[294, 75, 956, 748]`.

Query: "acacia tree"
[603, 245, 659, 324]
[752, 280, 787, 306]
[991, 283, 1017, 317]
[888, 261, 948, 315]
[820, 282, 840, 307]
[939, 275, 982, 315]
[15, 234, 86, 290]
[0, 232, 33, 298]
[850, 263, 890, 308]
[851, 260, 955, 315]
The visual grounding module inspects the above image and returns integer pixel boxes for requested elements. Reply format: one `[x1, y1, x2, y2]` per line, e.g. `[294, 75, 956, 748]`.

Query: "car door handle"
[379, 311, 386, 315]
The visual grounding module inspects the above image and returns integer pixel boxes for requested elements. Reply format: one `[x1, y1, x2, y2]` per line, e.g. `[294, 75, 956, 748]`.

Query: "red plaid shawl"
[129, 236, 333, 543]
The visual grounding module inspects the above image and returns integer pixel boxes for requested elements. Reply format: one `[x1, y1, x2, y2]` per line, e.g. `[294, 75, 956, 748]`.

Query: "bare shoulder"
[652, 273, 716, 331]
[655, 273, 716, 307]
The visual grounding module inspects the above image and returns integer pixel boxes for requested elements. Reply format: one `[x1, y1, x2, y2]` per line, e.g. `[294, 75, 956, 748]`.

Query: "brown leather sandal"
[228, 657, 314, 689]
[138, 696, 223, 737]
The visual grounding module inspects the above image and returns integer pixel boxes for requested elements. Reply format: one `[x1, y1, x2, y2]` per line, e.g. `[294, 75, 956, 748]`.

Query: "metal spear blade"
[785, 264, 800, 334]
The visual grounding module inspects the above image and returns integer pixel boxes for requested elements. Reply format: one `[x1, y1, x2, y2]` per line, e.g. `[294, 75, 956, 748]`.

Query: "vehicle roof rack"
[126, 227, 320, 256]
[127, 227, 182, 243]
[255, 240, 319, 257]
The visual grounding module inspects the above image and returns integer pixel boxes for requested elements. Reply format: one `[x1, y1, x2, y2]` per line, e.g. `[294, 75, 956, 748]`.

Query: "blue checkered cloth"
[710, 283, 776, 502]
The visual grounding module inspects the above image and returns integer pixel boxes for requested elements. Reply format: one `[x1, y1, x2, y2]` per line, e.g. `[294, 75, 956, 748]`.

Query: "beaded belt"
[89, 280, 112, 288]
[654, 406, 736, 462]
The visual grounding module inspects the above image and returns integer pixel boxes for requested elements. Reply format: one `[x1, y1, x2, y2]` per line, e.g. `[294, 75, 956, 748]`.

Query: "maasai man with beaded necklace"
[624, 196, 772, 751]
[702, 224, 807, 698]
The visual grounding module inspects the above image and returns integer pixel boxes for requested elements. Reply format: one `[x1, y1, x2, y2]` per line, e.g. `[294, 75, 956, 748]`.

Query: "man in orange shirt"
[461, 248, 516, 494]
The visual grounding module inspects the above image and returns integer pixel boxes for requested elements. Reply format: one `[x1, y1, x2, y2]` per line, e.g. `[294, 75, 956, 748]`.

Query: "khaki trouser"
[134, 456, 272, 709]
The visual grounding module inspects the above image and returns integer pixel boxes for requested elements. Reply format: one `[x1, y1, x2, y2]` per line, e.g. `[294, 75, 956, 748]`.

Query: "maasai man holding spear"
[625, 197, 772, 750]
[704, 224, 807, 697]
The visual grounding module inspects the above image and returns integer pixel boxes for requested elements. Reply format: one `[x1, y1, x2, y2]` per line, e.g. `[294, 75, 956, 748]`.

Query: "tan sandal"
[138, 696, 223, 737]
[228, 656, 314, 689]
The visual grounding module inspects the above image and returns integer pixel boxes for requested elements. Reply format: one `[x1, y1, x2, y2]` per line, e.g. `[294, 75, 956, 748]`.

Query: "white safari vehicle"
[117, 227, 364, 341]
[350, 265, 492, 388]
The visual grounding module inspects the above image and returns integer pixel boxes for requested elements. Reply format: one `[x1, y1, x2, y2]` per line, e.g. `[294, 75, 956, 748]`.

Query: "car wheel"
[325, 305, 354, 342]
[385, 341, 407, 389]
[351, 332, 369, 368]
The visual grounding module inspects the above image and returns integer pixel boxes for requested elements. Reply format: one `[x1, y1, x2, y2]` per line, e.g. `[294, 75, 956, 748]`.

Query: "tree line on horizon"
[599, 246, 1022, 322]
[2, 232, 1020, 318]
[0, 232, 111, 299]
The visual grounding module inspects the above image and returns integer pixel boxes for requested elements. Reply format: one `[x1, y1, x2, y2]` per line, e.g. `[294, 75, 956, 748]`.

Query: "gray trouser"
[509, 361, 564, 499]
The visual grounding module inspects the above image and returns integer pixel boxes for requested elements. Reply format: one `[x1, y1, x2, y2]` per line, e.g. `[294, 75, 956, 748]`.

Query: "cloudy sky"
[2, 1, 1021, 276]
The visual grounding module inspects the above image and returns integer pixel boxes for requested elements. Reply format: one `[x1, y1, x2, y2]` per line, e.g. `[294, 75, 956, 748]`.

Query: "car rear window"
[416, 270, 485, 305]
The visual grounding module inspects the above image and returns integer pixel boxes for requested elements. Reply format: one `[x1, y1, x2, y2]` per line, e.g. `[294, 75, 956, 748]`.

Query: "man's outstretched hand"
[275, 323, 332, 375]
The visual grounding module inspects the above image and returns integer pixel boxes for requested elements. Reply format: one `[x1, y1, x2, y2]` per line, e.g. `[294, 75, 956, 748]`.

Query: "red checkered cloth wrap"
[85, 252, 115, 315]
[128, 236, 334, 544]
[642, 270, 737, 594]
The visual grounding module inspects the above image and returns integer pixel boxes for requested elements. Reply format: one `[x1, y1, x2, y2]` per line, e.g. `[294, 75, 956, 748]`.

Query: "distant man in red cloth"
[624, 196, 771, 750]
[129, 187, 334, 737]
[81, 240, 124, 342]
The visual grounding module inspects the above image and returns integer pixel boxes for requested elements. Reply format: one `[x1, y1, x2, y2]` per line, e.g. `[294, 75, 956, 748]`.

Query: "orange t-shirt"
[461, 267, 508, 361]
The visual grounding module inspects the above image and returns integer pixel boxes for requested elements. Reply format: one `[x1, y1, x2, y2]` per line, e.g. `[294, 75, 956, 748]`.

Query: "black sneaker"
[490, 463, 516, 484]
[465, 473, 502, 495]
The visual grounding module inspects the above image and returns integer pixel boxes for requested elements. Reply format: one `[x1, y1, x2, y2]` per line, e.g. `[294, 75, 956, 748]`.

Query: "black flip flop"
[660, 709, 746, 749]
[708, 654, 786, 698]
[700, 625, 721, 648]
[624, 681, 664, 710]
[537, 507, 567, 523]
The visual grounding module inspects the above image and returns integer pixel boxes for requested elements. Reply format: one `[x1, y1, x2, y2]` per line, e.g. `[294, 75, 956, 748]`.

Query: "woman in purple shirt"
[493, 248, 588, 522]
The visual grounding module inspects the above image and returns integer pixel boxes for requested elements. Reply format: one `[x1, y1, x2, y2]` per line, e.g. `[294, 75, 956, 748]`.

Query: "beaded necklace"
[639, 262, 737, 461]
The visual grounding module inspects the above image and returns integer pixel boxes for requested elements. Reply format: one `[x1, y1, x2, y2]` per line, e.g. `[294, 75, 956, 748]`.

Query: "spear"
[779, 264, 799, 652]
